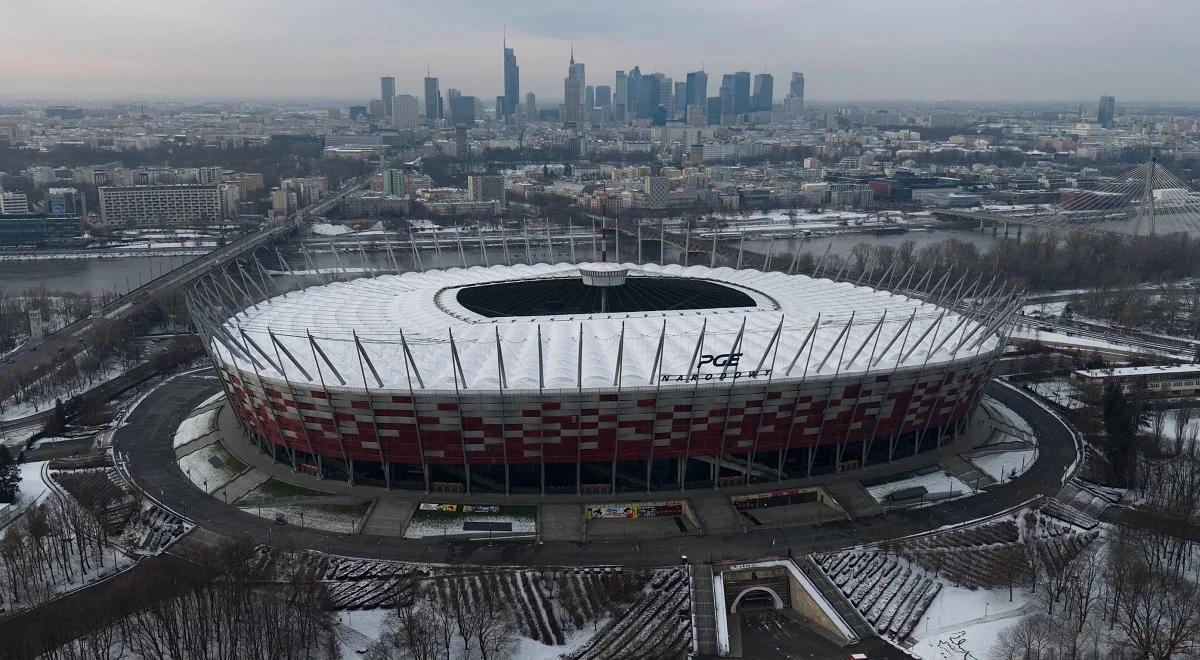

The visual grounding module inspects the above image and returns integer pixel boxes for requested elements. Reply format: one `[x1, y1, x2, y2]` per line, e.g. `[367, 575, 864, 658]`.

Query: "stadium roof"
[212, 263, 1001, 392]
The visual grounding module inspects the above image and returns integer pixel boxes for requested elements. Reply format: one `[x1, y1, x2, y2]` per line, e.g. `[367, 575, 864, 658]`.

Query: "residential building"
[467, 175, 505, 202]
[392, 94, 420, 129]
[525, 92, 536, 117]
[0, 191, 30, 215]
[98, 185, 224, 226]
[644, 176, 668, 208]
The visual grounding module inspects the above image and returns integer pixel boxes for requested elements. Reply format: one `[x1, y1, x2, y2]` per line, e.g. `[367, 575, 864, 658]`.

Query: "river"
[0, 225, 1038, 296]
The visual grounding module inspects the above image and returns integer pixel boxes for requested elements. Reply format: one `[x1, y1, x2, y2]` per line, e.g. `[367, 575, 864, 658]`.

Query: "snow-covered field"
[910, 583, 1032, 659]
[173, 409, 218, 449]
[865, 470, 972, 506]
[178, 443, 246, 493]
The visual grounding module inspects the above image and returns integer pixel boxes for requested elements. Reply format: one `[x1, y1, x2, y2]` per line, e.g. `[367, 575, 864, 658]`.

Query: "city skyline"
[2, 0, 1198, 103]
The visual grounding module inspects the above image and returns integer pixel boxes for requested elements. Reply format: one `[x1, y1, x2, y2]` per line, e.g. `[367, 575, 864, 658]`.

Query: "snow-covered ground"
[178, 443, 246, 493]
[0, 462, 50, 532]
[335, 607, 600, 660]
[241, 503, 364, 533]
[1025, 378, 1089, 410]
[967, 399, 1039, 481]
[197, 391, 225, 408]
[910, 584, 1032, 660]
[0, 361, 129, 421]
[403, 506, 538, 538]
[1011, 326, 1182, 359]
[173, 409, 218, 449]
[865, 470, 973, 506]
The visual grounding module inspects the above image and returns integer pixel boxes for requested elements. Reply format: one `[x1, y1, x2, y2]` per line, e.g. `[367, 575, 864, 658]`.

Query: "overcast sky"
[3, 0, 1198, 103]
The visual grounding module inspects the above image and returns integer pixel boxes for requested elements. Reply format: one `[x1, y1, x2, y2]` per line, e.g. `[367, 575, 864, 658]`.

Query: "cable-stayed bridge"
[933, 159, 1200, 237]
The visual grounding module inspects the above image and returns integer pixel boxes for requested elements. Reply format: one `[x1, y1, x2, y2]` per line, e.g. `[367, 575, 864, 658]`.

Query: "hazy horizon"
[3, 0, 1199, 103]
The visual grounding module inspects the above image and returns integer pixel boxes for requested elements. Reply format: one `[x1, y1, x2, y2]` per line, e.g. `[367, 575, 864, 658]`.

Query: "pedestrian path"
[939, 454, 997, 490]
[823, 481, 882, 518]
[690, 494, 745, 534]
[361, 499, 416, 537]
[691, 563, 719, 656]
[540, 503, 583, 541]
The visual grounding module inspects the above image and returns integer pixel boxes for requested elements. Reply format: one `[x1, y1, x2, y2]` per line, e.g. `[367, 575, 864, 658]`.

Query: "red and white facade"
[193, 263, 1011, 493]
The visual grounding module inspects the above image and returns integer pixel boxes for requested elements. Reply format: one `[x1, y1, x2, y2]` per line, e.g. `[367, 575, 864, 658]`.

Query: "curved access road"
[114, 370, 1078, 567]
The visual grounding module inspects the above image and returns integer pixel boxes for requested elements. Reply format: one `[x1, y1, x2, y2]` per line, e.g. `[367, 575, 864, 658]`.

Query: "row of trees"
[0, 287, 115, 354]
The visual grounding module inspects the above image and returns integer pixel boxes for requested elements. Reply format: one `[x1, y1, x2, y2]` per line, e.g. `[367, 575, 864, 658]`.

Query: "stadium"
[187, 260, 1016, 494]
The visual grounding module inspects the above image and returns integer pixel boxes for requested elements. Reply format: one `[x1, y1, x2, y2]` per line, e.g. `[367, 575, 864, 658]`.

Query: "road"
[114, 371, 1079, 567]
[0, 179, 365, 392]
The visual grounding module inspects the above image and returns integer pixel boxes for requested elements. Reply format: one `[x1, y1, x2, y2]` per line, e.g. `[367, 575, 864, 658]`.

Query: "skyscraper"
[424, 74, 442, 126]
[525, 91, 537, 117]
[563, 50, 583, 126]
[733, 72, 752, 115]
[685, 71, 708, 108]
[570, 57, 586, 105]
[595, 85, 611, 110]
[627, 67, 642, 119]
[674, 81, 687, 117]
[380, 76, 395, 120]
[753, 73, 774, 112]
[502, 42, 519, 117]
[614, 71, 627, 122]
[785, 72, 805, 115]
[585, 85, 595, 110]
[1098, 95, 1116, 128]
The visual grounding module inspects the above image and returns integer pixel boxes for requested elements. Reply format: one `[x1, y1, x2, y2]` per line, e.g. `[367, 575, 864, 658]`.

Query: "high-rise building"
[424, 75, 442, 126]
[595, 85, 611, 109]
[563, 50, 584, 126]
[706, 97, 722, 126]
[467, 175, 505, 202]
[673, 81, 687, 117]
[685, 71, 708, 108]
[585, 85, 595, 110]
[733, 72, 752, 115]
[753, 73, 774, 112]
[525, 91, 537, 117]
[502, 42, 520, 117]
[382, 169, 409, 196]
[643, 176, 668, 209]
[1098, 95, 1116, 128]
[98, 185, 224, 226]
[369, 99, 387, 122]
[392, 94, 420, 129]
[570, 59, 586, 105]
[627, 67, 642, 119]
[47, 187, 86, 216]
[614, 71, 627, 122]
[449, 95, 477, 124]
[380, 76, 396, 120]
[785, 72, 805, 115]
[0, 191, 30, 215]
